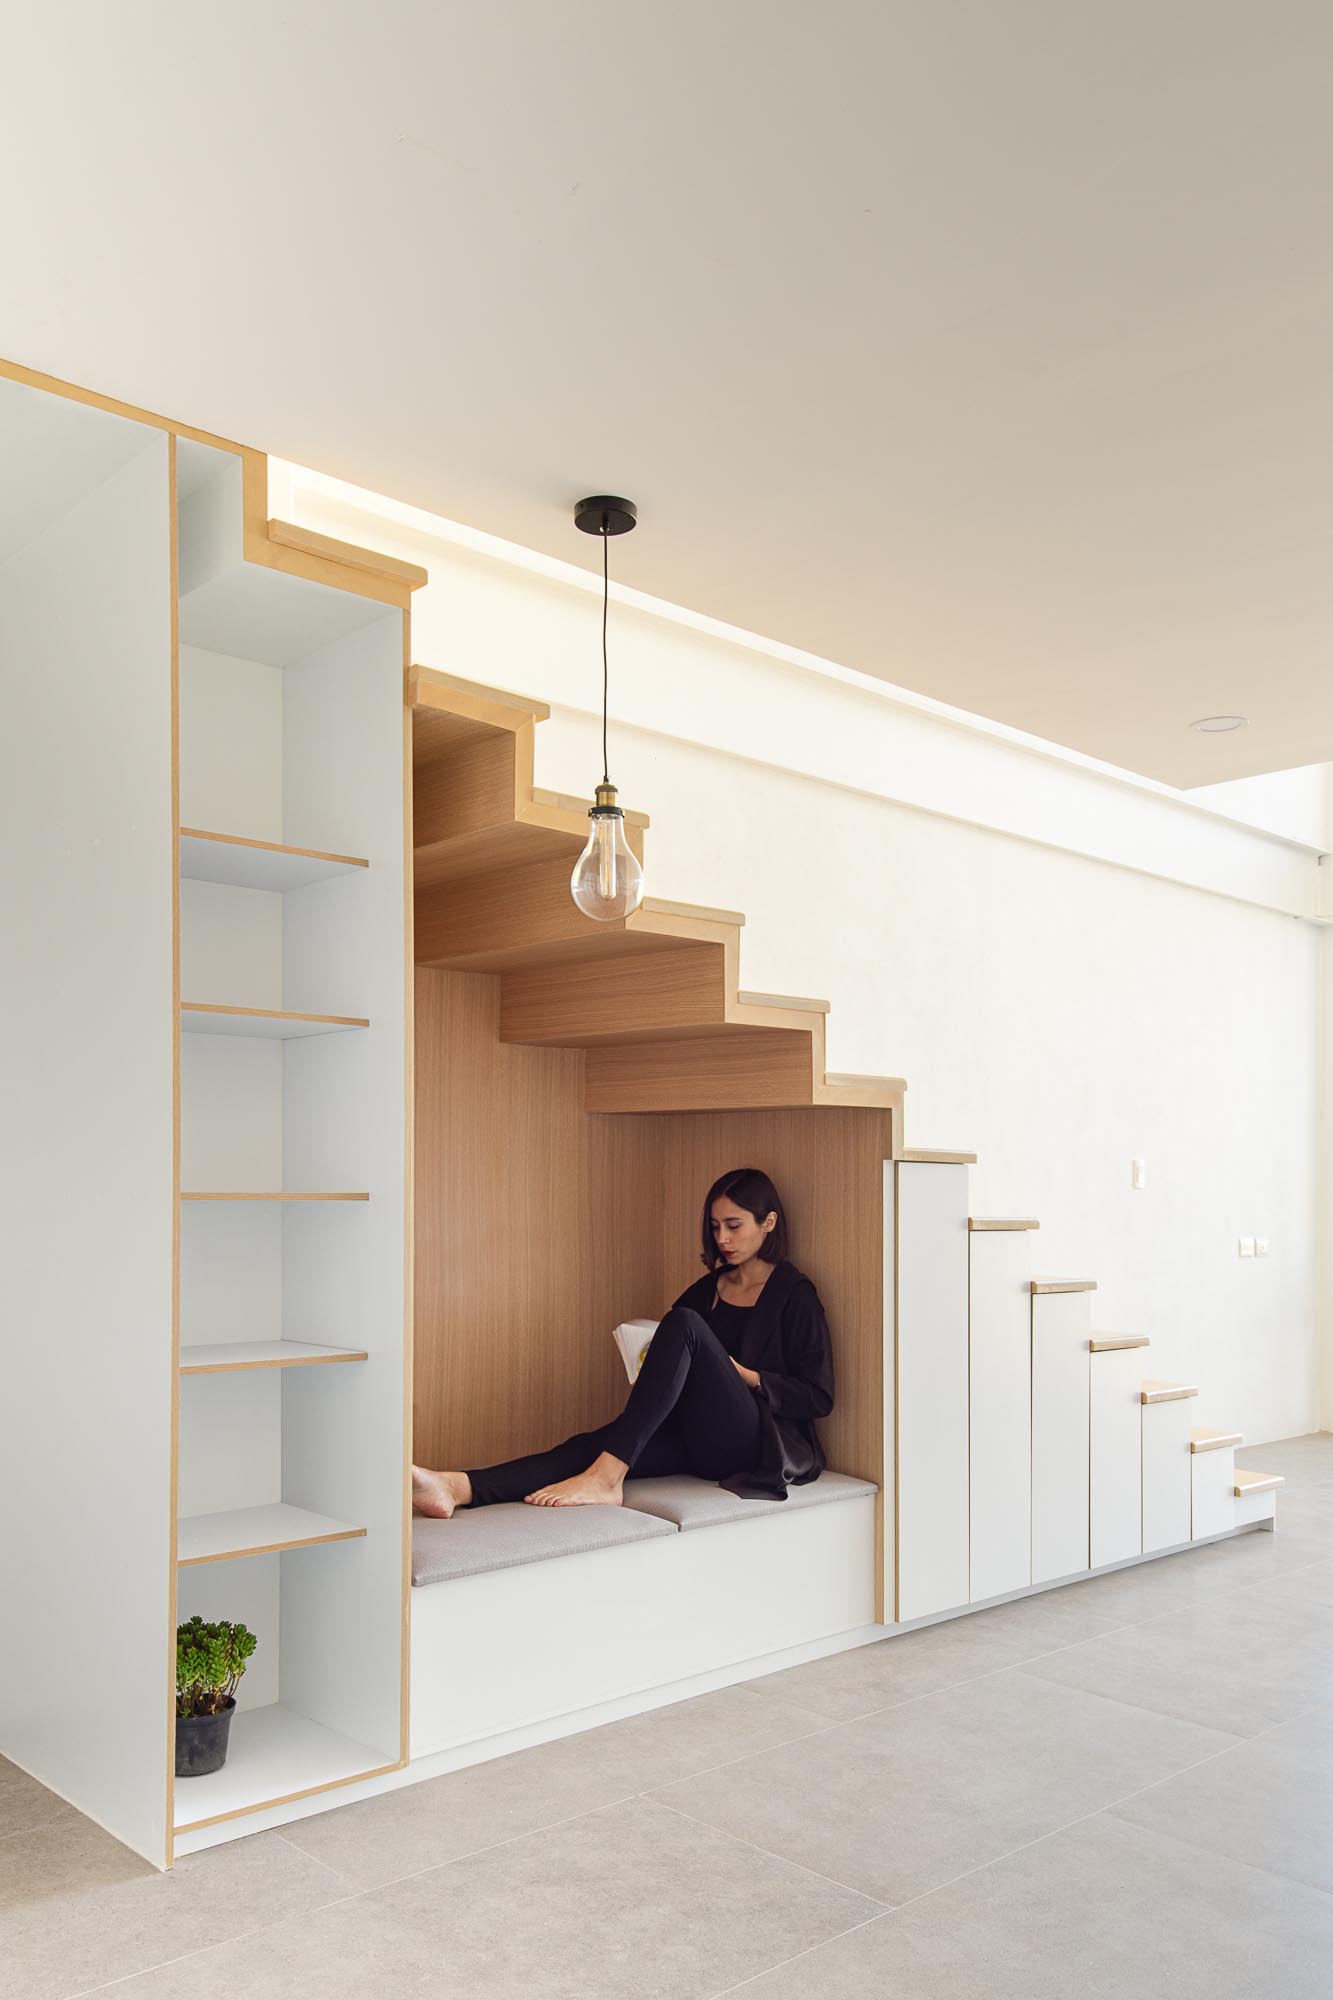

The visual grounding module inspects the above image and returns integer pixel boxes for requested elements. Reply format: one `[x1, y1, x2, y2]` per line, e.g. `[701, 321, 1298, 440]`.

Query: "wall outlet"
[1255, 1237, 1269, 1257]
[1131, 1159, 1147, 1189]
[1238, 1237, 1255, 1257]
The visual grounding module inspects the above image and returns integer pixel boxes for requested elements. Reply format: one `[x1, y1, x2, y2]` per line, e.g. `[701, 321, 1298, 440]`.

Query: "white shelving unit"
[172, 441, 409, 1849]
[0, 373, 413, 1872]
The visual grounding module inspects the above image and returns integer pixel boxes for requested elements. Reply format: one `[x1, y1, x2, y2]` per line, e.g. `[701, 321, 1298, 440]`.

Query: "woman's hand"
[731, 1358, 761, 1390]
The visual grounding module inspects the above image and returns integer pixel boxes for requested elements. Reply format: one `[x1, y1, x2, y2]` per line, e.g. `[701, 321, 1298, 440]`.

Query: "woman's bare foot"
[411, 1465, 472, 1518]
[525, 1451, 627, 1508]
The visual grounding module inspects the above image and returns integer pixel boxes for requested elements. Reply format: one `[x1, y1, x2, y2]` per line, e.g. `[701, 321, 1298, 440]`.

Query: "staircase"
[410, 665, 906, 1121]
[410, 662, 1283, 1632]
[896, 1158, 1284, 1625]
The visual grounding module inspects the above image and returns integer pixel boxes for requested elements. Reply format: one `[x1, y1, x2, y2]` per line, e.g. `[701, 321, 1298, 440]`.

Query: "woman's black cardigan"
[671, 1258, 835, 1500]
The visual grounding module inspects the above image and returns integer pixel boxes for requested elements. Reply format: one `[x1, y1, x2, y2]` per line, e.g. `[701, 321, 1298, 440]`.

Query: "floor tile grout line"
[701, 1912, 892, 2000]
[65, 1791, 889, 2000]
[645, 1791, 894, 1911]
[648, 1723, 1254, 1923]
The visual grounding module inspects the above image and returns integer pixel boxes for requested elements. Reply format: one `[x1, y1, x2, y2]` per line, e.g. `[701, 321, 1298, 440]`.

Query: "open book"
[612, 1317, 660, 1384]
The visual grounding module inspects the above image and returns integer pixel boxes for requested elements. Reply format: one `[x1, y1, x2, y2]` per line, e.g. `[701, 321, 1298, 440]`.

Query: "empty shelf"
[181, 1003, 369, 1038]
[181, 1192, 370, 1202]
[180, 1341, 368, 1375]
[177, 1503, 366, 1565]
[180, 829, 369, 892]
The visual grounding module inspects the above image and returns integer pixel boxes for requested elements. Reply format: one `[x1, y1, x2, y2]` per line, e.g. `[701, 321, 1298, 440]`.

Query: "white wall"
[276, 467, 1329, 1445]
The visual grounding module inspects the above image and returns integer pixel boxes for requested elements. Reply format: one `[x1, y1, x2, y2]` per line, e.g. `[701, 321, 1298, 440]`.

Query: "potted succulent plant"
[175, 1615, 257, 1777]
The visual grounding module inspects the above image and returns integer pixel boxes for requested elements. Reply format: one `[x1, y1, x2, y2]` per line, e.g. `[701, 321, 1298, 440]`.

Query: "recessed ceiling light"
[1190, 715, 1247, 733]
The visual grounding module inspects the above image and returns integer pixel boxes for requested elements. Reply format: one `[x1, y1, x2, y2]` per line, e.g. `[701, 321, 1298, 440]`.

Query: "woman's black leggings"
[464, 1307, 764, 1507]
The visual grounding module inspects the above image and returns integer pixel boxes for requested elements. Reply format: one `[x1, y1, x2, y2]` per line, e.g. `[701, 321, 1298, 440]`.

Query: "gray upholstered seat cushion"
[621, 1468, 878, 1532]
[412, 1500, 676, 1586]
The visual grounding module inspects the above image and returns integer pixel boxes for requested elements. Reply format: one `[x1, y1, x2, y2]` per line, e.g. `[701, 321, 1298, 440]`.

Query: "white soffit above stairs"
[4, 3, 1333, 788]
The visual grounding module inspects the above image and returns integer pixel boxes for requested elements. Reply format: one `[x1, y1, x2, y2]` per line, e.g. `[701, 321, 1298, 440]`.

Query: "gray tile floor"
[4, 1434, 1332, 1999]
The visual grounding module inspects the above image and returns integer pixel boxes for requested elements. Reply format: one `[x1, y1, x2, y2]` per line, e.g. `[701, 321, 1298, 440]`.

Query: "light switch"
[1238, 1237, 1255, 1257]
[1255, 1237, 1269, 1257]
[1131, 1159, 1147, 1189]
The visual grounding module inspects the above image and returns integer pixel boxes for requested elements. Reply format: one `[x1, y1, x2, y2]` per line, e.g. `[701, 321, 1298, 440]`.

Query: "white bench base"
[411, 1493, 878, 1758]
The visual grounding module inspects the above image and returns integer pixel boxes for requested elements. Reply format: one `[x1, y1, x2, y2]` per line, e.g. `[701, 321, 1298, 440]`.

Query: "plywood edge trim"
[180, 1004, 370, 1029]
[268, 518, 428, 589]
[178, 1526, 367, 1566]
[173, 1758, 405, 1837]
[180, 828, 370, 870]
[179, 1350, 370, 1375]
[180, 1191, 371, 1202]
[0, 352, 246, 454]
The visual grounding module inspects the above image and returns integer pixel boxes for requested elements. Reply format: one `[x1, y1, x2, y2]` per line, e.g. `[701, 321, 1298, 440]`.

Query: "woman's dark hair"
[700, 1167, 788, 1271]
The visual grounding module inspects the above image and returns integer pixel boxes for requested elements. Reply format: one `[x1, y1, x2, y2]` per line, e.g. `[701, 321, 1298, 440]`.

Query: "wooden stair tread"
[531, 785, 650, 828]
[409, 662, 549, 721]
[1090, 1335, 1150, 1352]
[824, 1071, 905, 1087]
[1191, 1427, 1244, 1452]
[970, 1217, 1039, 1231]
[1031, 1277, 1098, 1294]
[640, 895, 745, 928]
[267, 519, 428, 590]
[1141, 1379, 1200, 1404]
[899, 1149, 977, 1164]
[410, 663, 908, 1121]
[1234, 1469, 1285, 1494]
[737, 989, 830, 1015]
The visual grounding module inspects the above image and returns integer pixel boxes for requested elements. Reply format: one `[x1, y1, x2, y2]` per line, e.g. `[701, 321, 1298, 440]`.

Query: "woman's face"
[711, 1197, 775, 1267]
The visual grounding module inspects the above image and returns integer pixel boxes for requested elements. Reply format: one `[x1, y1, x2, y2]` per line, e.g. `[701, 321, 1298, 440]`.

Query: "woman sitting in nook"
[411, 1166, 834, 1516]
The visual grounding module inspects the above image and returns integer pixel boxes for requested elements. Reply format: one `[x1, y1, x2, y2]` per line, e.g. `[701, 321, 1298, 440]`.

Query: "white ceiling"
[3, 1, 1331, 786]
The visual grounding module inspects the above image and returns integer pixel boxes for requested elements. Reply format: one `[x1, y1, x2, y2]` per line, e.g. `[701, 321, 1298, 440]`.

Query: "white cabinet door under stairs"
[891, 1155, 1281, 1635]
[1090, 1338, 1147, 1568]
[1142, 1382, 1197, 1551]
[968, 1223, 1036, 1603]
[1031, 1283, 1094, 1584]
[893, 1160, 970, 1623]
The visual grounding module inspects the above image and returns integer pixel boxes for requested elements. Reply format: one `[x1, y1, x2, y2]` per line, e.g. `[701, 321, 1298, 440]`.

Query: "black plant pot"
[175, 1697, 236, 1778]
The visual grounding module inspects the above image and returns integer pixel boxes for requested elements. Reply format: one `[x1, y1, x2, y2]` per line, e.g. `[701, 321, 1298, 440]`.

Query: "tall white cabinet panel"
[0, 384, 174, 1867]
[894, 1162, 970, 1622]
[1142, 1400, 1194, 1551]
[968, 1230, 1032, 1603]
[1191, 1443, 1238, 1540]
[1089, 1348, 1143, 1567]
[1031, 1290, 1092, 1584]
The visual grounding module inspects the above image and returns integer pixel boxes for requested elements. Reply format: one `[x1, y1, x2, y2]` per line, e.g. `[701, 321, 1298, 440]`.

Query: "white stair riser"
[894, 1162, 970, 1622]
[1142, 1398, 1193, 1550]
[1191, 1445, 1238, 1539]
[1032, 1290, 1091, 1584]
[1234, 1484, 1278, 1527]
[1090, 1348, 1142, 1567]
[969, 1228, 1032, 1602]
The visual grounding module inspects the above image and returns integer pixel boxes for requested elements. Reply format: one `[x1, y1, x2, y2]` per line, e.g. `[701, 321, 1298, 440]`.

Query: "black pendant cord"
[601, 523, 610, 787]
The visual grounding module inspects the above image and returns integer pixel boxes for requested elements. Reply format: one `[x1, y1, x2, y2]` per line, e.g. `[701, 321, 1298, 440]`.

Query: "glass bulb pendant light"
[570, 495, 645, 922]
